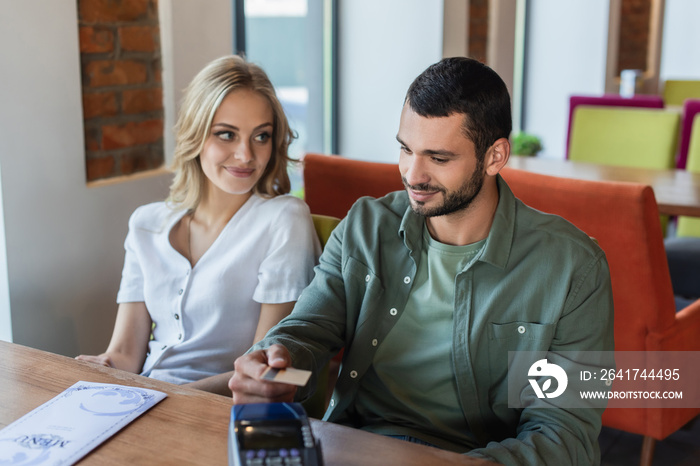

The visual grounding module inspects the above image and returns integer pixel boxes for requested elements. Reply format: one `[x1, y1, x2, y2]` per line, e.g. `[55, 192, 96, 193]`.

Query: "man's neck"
[425, 179, 500, 246]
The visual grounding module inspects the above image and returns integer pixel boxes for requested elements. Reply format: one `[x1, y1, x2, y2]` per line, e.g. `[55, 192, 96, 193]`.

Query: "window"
[233, 0, 337, 195]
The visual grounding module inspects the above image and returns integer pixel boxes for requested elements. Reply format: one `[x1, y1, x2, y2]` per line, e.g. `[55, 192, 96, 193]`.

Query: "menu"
[0, 381, 166, 465]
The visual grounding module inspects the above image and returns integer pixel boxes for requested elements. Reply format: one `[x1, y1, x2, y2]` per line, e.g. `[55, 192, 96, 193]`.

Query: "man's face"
[397, 104, 486, 218]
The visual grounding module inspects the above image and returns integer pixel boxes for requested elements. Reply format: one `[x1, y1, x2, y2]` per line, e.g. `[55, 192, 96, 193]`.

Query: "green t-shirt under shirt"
[355, 224, 485, 451]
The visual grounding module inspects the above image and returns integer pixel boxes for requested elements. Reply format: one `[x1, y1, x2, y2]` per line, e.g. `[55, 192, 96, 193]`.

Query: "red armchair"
[302, 153, 700, 466]
[499, 167, 700, 465]
[303, 153, 404, 219]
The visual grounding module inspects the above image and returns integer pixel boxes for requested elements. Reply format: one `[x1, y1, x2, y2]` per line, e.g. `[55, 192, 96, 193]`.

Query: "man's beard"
[402, 159, 486, 218]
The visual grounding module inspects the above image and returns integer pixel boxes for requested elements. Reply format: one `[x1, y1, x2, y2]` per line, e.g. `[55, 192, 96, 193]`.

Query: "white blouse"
[116, 194, 321, 384]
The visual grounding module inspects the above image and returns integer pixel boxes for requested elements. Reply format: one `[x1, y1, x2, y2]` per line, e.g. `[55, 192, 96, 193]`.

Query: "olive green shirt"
[254, 175, 614, 465]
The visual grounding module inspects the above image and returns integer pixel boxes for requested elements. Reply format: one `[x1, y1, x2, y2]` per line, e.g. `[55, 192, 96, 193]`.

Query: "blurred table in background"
[507, 155, 700, 218]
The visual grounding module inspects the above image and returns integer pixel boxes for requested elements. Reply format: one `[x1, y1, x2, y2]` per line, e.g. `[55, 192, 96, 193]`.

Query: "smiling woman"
[199, 90, 274, 200]
[76, 55, 321, 396]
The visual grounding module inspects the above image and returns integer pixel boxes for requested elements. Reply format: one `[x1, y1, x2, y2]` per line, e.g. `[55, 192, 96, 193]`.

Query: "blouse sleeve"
[116, 208, 146, 303]
[253, 197, 322, 304]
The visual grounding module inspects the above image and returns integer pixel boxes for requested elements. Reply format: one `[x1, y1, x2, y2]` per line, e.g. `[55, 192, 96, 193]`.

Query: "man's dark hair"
[405, 57, 512, 160]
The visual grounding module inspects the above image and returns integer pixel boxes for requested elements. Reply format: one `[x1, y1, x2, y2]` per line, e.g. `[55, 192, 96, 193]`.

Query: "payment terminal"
[229, 402, 323, 466]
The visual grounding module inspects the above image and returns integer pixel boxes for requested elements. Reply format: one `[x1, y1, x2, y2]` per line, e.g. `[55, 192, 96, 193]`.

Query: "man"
[230, 57, 614, 465]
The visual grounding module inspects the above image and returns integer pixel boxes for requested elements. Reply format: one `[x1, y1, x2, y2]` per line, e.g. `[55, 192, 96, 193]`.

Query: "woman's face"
[199, 88, 274, 197]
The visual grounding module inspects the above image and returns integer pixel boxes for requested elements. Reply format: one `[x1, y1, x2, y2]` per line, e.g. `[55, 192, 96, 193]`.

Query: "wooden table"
[0, 341, 495, 465]
[506, 155, 700, 217]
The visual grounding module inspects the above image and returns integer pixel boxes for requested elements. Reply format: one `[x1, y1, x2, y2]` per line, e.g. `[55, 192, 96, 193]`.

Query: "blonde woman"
[77, 55, 320, 395]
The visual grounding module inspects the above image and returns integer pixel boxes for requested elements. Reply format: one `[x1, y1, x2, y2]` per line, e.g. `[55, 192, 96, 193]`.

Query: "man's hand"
[229, 344, 298, 405]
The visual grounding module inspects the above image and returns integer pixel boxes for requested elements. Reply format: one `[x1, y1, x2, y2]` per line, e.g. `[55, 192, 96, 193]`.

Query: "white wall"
[0, 0, 232, 357]
[660, 0, 700, 81]
[0, 162, 10, 342]
[442, 0, 468, 58]
[337, 0, 444, 162]
[521, 0, 610, 159]
[161, 0, 234, 162]
[487, 0, 517, 98]
[0, 1, 171, 355]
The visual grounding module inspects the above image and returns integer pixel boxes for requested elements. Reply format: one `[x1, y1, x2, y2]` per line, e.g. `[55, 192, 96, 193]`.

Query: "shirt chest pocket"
[486, 321, 557, 385]
[487, 321, 557, 408]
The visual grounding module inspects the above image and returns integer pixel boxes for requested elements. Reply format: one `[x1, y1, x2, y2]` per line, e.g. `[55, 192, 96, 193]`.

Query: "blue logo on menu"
[16, 433, 70, 449]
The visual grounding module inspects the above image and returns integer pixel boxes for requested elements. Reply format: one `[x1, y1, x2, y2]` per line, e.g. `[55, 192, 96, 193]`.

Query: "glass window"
[234, 0, 337, 196]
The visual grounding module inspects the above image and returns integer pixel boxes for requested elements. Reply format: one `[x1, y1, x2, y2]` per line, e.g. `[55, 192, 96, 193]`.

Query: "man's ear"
[484, 137, 510, 176]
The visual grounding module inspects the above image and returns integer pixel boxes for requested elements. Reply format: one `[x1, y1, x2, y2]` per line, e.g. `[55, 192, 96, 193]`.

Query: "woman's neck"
[194, 186, 253, 229]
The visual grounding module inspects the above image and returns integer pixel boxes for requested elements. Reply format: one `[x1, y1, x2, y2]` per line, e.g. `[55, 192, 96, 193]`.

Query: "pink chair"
[676, 99, 700, 169]
[566, 94, 665, 158]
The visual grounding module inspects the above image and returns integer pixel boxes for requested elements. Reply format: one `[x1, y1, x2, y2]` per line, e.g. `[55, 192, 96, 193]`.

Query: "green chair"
[662, 80, 700, 107]
[569, 106, 680, 235]
[311, 214, 341, 249]
[300, 213, 341, 418]
[568, 106, 680, 170]
[676, 114, 700, 237]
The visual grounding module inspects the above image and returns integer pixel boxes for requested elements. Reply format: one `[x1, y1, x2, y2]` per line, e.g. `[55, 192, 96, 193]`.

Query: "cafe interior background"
[0, 0, 698, 363]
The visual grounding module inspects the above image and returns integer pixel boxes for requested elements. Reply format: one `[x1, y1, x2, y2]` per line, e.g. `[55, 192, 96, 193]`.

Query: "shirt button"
[371, 339, 378, 346]
[178, 289, 184, 295]
[330, 399, 335, 407]
[518, 325, 526, 334]
[365, 274, 370, 282]
[403, 276, 411, 284]
[178, 334, 182, 340]
[174, 314, 180, 320]
[350, 370, 358, 378]
[389, 308, 398, 316]
[161, 345, 167, 350]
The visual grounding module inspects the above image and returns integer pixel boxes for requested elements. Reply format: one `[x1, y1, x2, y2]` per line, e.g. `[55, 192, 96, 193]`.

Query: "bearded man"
[230, 57, 614, 466]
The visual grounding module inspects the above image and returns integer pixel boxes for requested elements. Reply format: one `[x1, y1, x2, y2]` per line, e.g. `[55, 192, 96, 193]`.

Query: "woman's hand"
[75, 353, 115, 368]
[75, 302, 152, 373]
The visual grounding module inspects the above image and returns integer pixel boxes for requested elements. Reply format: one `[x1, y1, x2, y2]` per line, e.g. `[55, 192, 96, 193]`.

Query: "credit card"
[261, 367, 312, 387]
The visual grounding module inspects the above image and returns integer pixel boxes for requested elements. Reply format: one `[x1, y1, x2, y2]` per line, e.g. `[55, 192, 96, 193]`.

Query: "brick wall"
[617, 0, 652, 74]
[464, 0, 652, 75]
[468, 0, 489, 63]
[78, 0, 164, 182]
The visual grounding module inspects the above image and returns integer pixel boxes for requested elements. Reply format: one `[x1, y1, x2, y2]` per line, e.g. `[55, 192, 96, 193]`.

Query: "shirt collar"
[398, 174, 516, 269]
[479, 174, 515, 269]
[398, 194, 424, 256]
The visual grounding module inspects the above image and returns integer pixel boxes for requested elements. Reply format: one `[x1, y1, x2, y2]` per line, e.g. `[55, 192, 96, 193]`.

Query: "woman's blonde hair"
[167, 55, 295, 211]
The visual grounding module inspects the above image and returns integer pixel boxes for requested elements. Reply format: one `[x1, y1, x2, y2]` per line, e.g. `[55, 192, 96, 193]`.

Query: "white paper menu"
[0, 381, 166, 465]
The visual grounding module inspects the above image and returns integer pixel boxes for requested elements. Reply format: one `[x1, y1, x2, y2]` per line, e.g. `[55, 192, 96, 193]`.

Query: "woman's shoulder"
[253, 194, 311, 216]
[129, 201, 182, 232]
[244, 195, 313, 234]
